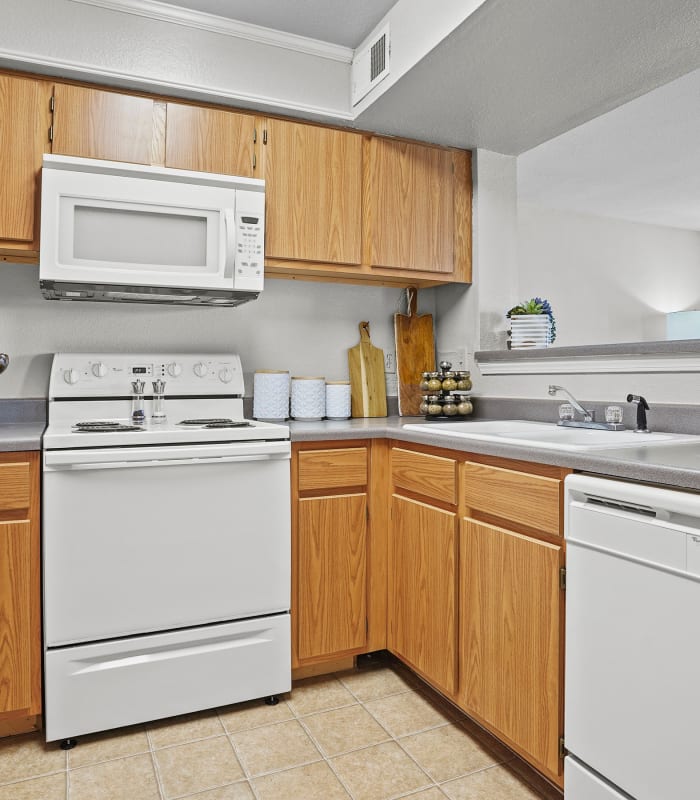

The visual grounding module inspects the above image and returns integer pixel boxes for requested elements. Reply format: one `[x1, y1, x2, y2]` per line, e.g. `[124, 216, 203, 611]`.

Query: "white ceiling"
[518, 68, 700, 232]
[160, 0, 396, 47]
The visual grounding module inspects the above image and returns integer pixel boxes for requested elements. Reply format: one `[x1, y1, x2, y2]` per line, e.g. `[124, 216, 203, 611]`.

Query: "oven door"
[43, 441, 290, 647]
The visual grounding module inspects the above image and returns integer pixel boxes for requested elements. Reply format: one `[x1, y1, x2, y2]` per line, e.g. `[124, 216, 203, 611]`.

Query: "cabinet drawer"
[298, 448, 368, 491]
[0, 462, 31, 512]
[462, 461, 561, 536]
[392, 448, 457, 505]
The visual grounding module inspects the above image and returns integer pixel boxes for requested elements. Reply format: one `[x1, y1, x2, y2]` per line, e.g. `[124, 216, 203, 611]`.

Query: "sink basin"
[402, 420, 700, 451]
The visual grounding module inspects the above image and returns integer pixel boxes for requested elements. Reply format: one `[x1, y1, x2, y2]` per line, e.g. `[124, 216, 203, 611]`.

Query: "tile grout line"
[293, 712, 358, 800]
[217, 707, 262, 800]
[146, 726, 169, 800]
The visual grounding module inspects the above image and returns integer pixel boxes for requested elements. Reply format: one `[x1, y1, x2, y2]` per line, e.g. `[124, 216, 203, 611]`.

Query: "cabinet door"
[0, 75, 51, 255]
[263, 119, 362, 265]
[460, 518, 563, 778]
[52, 84, 155, 164]
[297, 493, 367, 660]
[165, 103, 256, 176]
[365, 137, 454, 273]
[0, 521, 34, 715]
[389, 495, 457, 695]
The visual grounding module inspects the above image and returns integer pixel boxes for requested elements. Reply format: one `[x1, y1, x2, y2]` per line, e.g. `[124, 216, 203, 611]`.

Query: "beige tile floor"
[0, 661, 563, 800]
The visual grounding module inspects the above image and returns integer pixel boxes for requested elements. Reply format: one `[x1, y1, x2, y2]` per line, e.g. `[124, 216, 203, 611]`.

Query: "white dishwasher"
[564, 474, 700, 800]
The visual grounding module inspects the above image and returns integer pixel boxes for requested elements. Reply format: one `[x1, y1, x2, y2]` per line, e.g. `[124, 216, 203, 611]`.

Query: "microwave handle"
[223, 208, 237, 280]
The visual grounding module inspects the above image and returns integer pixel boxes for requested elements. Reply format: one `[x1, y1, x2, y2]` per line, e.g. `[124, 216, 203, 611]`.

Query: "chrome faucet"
[548, 384, 593, 422]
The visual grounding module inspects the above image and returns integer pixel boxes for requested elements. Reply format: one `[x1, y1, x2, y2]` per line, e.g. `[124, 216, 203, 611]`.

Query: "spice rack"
[420, 361, 473, 419]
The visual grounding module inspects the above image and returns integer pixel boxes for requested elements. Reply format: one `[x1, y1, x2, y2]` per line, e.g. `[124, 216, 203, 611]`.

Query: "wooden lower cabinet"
[459, 517, 564, 783]
[297, 493, 367, 661]
[388, 494, 457, 696]
[292, 440, 388, 669]
[0, 452, 41, 737]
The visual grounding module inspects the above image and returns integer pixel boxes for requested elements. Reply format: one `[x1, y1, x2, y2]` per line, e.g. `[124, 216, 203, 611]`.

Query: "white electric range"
[42, 353, 291, 747]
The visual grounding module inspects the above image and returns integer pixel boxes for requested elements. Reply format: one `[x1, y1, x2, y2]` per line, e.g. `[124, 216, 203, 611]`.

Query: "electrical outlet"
[385, 373, 398, 396]
[384, 351, 396, 374]
[437, 347, 468, 371]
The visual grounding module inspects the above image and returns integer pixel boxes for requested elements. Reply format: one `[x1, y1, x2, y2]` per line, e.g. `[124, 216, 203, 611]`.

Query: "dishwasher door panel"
[566, 496, 700, 800]
[44, 454, 290, 646]
[565, 757, 631, 800]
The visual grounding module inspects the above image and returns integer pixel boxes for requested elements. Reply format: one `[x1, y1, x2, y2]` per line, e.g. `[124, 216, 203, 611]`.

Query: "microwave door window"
[71, 206, 208, 270]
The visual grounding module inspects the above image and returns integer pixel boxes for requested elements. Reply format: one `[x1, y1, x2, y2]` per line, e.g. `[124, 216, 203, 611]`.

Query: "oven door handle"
[44, 441, 291, 470]
[46, 454, 286, 471]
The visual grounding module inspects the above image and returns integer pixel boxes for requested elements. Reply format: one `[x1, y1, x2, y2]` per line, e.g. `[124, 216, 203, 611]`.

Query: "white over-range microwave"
[39, 155, 265, 306]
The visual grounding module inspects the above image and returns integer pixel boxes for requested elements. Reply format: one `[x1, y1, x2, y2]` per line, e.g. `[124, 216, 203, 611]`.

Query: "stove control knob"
[193, 362, 208, 378]
[64, 368, 80, 385]
[167, 362, 182, 378]
[219, 368, 233, 384]
[92, 362, 107, 378]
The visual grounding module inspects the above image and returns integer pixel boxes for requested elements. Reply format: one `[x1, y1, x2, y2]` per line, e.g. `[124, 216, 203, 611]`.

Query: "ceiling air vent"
[352, 24, 391, 106]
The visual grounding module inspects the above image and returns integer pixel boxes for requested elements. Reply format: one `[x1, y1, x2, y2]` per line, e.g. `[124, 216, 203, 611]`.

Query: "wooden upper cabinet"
[365, 137, 455, 274]
[263, 118, 363, 265]
[164, 103, 256, 176]
[51, 84, 156, 164]
[0, 74, 51, 256]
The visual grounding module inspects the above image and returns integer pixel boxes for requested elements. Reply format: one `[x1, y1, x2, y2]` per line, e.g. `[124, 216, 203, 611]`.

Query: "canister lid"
[255, 369, 289, 374]
[291, 376, 325, 380]
[326, 380, 350, 385]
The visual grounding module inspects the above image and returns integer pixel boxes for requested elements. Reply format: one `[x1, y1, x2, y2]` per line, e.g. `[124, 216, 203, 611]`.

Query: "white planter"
[509, 315, 552, 349]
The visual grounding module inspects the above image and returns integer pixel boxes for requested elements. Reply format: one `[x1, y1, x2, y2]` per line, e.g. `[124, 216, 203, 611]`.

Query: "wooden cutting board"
[348, 321, 387, 417]
[395, 288, 435, 416]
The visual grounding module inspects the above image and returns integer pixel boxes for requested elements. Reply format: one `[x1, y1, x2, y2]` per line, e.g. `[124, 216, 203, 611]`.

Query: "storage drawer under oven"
[44, 615, 290, 741]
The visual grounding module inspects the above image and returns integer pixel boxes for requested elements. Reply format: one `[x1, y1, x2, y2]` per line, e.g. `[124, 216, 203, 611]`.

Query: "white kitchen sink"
[402, 419, 700, 451]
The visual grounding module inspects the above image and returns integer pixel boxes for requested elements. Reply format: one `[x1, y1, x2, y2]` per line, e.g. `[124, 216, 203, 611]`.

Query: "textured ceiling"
[355, 0, 700, 154]
[518, 68, 700, 231]
[160, 0, 396, 47]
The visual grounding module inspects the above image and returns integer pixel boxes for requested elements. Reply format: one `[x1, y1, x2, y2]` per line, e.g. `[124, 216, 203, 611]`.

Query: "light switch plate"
[437, 347, 468, 371]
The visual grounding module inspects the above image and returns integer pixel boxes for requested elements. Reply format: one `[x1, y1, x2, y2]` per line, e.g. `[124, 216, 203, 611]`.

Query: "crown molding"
[0, 48, 354, 121]
[69, 0, 354, 63]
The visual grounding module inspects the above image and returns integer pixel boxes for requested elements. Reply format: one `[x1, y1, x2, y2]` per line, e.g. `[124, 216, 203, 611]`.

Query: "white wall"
[518, 203, 700, 346]
[0, 262, 432, 399]
[436, 149, 518, 356]
[0, 0, 350, 119]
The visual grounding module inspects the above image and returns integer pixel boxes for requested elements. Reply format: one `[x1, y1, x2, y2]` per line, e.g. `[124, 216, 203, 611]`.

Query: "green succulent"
[507, 299, 544, 316]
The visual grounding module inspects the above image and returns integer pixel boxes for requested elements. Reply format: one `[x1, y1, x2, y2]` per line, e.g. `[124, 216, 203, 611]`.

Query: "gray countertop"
[0, 423, 45, 452]
[289, 417, 700, 491]
[0, 399, 46, 452]
[2, 406, 698, 490]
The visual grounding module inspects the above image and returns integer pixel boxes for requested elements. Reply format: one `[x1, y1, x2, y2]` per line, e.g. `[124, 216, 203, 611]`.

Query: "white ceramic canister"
[325, 381, 351, 420]
[253, 370, 290, 421]
[290, 376, 325, 421]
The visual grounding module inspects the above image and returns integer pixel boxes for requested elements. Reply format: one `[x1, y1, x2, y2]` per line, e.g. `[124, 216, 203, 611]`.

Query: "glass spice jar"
[442, 396, 458, 416]
[457, 398, 473, 415]
[427, 372, 442, 392]
[419, 373, 431, 392]
[427, 396, 443, 416]
[419, 395, 430, 415]
[441, 371, 457, 392]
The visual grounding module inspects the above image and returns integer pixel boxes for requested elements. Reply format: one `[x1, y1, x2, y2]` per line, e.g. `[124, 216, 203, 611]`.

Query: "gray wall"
[0, 261, 434, 398]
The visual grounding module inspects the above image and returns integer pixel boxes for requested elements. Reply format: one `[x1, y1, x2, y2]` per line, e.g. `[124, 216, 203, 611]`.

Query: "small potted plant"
[506, 297, 556, 349]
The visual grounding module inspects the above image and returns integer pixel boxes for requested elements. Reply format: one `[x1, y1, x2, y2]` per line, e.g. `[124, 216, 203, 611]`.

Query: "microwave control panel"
[233, 193, 265, 292]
